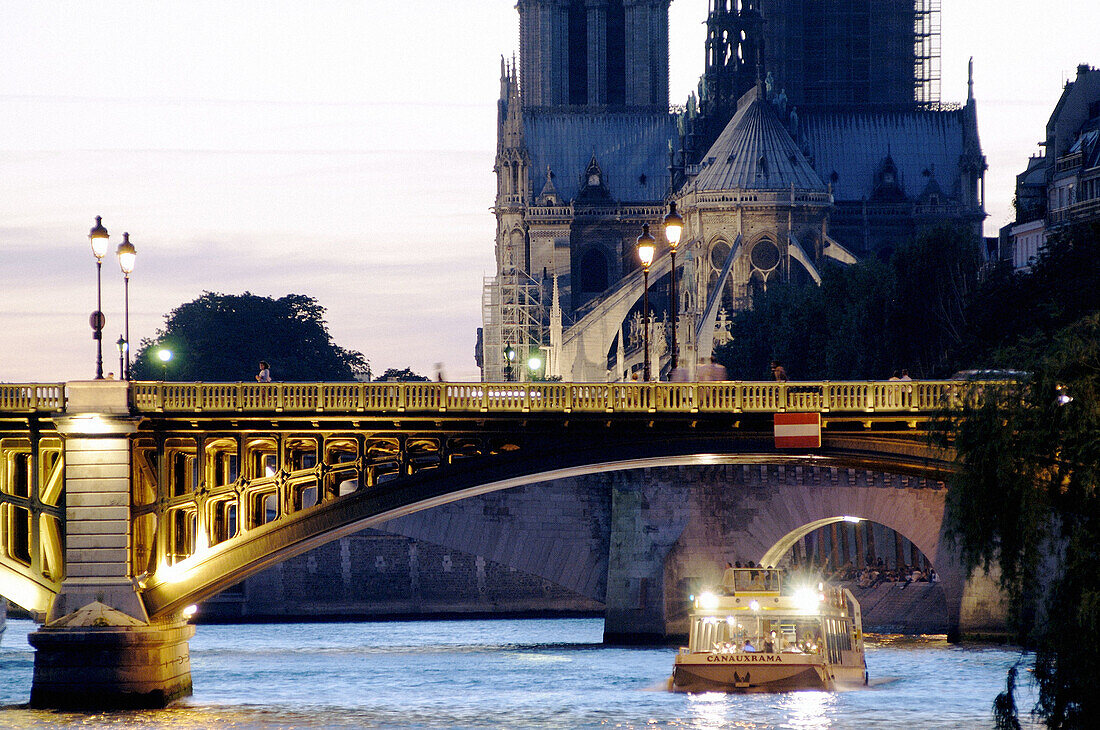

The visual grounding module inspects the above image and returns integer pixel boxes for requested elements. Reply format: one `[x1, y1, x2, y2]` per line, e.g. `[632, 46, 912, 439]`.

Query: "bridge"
[0, 378, 1002, 707]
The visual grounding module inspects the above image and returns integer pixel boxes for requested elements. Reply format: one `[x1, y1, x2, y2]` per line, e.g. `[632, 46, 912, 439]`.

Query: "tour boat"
[670, 568, 867, 692]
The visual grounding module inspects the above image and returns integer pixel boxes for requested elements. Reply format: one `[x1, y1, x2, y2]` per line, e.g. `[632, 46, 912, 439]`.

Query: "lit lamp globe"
[157, 349, 173, 364]
[636, 224, 656, 269]
[663, 202, 683, 250]
[89, 216, 110, 260]
[527, 356, 542, 372]
[116, 234, 136, 274]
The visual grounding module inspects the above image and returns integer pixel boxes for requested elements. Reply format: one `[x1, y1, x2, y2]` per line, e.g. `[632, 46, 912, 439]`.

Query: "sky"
[0, 1, 1096, 383]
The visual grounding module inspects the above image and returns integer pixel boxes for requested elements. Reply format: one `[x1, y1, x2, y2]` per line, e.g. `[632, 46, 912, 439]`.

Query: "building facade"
[480, 0, 986, 382]
[1002, 64, 1100, 269]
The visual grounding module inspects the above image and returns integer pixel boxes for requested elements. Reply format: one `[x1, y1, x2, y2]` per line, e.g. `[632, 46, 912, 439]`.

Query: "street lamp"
[157, 348, 173, 380]
[116, 233, 136, 380]
[636, 224, 657, 382]
[88, 216, 110, 379]
[115, 335, 127, 378]
[527, 355, 542, 381]
[503, 345, 516, 382]
[663, 202, 683, 371]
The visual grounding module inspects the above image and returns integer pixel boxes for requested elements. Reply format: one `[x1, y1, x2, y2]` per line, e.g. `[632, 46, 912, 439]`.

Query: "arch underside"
[140, 436, 952, 618]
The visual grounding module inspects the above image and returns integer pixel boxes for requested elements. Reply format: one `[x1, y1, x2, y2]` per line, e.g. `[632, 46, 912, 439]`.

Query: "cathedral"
[478, 0, 986, 382]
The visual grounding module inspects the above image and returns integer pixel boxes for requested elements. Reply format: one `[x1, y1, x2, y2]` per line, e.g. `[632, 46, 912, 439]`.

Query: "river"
[0, 617, 1039, 728]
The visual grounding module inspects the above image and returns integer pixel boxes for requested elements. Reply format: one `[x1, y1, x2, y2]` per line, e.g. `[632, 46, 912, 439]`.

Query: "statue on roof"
[765, 71, 775, 99]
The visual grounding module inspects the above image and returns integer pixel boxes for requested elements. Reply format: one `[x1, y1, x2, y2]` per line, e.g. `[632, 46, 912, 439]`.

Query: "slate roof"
[799, 109, 968, 202]
[523, 111, 678, 204]
[690, 87, 826, 192]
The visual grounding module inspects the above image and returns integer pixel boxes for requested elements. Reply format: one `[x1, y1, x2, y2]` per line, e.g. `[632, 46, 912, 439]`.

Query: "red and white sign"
[774, 412, 821, 449]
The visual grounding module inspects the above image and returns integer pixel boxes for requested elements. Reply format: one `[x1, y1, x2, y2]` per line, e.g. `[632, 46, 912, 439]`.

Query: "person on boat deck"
[742, 639, 756, 652]
[763, 632, 776, 653]
[721, 562, 737, 594]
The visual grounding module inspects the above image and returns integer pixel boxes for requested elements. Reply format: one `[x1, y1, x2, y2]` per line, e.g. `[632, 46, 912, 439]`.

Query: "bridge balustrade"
[0, 384, 65, 413]
[123, 380, 974, 415]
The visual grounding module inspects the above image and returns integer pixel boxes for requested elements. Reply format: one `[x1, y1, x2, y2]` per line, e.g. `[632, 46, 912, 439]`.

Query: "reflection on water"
[783, 691, 835, 730]
[0, 618, 1040, 729]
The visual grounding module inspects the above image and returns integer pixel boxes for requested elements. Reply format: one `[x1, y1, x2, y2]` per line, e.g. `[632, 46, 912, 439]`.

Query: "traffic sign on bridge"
[774, 412, 822, 448]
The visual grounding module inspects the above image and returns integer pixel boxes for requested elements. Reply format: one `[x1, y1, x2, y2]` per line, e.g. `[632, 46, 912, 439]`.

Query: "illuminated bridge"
[0, 379, 1002, 707]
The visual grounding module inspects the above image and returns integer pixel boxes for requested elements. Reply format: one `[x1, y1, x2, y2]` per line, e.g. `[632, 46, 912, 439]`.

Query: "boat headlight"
[699, 591, 719, 610]
[794, 587, 819, 612]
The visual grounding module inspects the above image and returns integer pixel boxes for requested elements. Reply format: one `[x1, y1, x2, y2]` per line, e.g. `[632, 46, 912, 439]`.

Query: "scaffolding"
[481, 271, 546, 382]
[914, 0, 942, 105]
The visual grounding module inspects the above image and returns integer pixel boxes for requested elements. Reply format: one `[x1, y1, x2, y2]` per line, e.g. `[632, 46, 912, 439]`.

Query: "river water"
[0, 617, 1039, 728]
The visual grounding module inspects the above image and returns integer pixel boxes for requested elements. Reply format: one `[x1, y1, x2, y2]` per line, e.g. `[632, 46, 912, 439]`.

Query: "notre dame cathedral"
[478, 1, 986, 383]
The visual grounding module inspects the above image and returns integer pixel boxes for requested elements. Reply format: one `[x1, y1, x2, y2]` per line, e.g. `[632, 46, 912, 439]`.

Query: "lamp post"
[663, 202, 683, 371]
[503, 345, 516, 382]
[115, 336, 127, 378]
[636, 224, 657, 382]
[116, 233, 136, 380]
[88, 216, 110, 379]
[157, 348, 173, 380]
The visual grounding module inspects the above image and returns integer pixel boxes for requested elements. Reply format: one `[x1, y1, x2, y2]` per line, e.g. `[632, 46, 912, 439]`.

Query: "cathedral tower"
[518, 0, 671, 109]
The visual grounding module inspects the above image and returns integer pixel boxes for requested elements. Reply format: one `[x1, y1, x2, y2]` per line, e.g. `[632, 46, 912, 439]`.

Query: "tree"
[715, 227, 981, 380]
[375, 367, 429, 382]
[943, 223, 1100, 728]
[945, 313, 1100, 728]
[130, 292, 369, 381]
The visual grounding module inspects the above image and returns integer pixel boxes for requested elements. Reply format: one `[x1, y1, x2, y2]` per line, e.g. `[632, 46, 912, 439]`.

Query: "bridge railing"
[125, 380, 974, 415]
[0, 383, 66, 412]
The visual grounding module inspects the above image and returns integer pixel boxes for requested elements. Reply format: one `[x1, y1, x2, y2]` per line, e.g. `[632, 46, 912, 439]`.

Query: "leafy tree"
[376, 367, 429, 382]
[945, 313, 1100, 728]
[715, 227, 979, 380]
[130, 292, 369, 381]
[942, 223, 1100, 728]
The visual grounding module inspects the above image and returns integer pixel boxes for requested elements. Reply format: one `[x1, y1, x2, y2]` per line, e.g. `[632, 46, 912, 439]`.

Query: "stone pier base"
[28, 605, 195, 709]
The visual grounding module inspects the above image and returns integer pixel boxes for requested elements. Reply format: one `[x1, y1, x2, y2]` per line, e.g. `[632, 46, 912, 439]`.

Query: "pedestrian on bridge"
[256, 361, 272, 382]
[771, 361, 788, 382]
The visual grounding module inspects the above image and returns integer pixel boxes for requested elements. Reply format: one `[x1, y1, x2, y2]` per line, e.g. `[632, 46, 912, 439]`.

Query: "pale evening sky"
[0, 1, 1095, 383]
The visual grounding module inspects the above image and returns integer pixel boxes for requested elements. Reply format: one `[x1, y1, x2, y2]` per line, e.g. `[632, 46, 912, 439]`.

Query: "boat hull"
[670, 654, 866, 693]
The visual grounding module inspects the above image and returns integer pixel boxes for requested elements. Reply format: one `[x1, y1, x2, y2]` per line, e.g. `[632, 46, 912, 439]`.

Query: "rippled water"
[0, 618, 1040, 728]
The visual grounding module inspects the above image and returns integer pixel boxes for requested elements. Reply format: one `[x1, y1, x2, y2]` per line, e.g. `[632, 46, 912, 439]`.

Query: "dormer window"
[588, 172, 601, 187]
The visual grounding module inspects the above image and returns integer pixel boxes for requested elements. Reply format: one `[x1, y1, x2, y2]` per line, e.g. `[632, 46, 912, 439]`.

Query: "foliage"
[130, 292, 369, 382]
[993, 664, 1023, 730]
[376, 367, 429, 382]
[942, 223, 1100, 728]
[715, 225, 981, 380]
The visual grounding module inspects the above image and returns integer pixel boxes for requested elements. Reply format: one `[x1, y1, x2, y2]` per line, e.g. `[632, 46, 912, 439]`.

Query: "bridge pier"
[28, 381, 195, 709]
[603, 471, 690, 644]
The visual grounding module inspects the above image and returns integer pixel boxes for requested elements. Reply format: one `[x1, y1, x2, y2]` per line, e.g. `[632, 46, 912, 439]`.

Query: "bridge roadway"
[0, 379, 1001, 708]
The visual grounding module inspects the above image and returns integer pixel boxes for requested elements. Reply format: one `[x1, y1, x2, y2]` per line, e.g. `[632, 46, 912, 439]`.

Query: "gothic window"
[578, 247, 609, 293]
[710, 240, 732, 271]
[750, 239, 780, 272]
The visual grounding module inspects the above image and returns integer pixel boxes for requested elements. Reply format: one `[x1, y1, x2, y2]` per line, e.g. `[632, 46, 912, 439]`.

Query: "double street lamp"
[635, 224, 656, 382]
[87, 217, 138, 380]
[663, 202, 683, 370]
